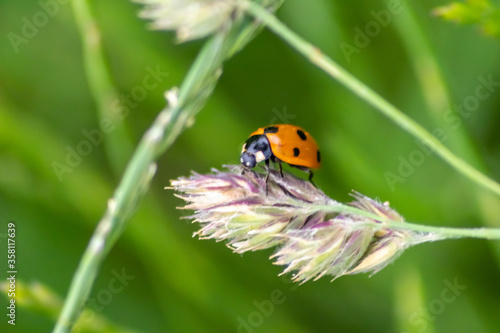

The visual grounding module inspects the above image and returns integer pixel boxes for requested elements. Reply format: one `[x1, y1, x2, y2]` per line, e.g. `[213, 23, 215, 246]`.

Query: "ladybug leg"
[278, 160, 284, 178]
[308, 170, 317, 188]
[264, 159, 271, 195]
[269, 155, 283, 177]
[290, 164, 317, 188]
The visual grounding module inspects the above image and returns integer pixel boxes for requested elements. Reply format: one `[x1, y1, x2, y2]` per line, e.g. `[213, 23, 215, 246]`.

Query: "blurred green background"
[1, 0, 500, 332]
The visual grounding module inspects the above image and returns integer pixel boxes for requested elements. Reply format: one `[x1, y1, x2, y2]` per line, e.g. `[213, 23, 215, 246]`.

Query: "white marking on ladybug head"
[255, 151, 266, 163]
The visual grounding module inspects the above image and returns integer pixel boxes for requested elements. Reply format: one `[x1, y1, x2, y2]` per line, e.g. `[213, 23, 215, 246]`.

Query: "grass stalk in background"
[53, 1, 284, 332]
[393, 1, 481, 165]
[72, 0, 134, 174]
[242, 0, 500, 197]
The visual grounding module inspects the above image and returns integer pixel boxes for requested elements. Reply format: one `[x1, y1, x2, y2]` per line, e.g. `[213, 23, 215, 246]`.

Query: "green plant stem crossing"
[242, 0, 500, 197]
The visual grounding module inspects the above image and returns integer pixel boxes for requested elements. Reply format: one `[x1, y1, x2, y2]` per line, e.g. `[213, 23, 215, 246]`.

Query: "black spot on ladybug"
[293, 147, 300, 157]
[264, 126, 279, 134]
[317, 150, 321, 163]
[296, 129, 307, 141]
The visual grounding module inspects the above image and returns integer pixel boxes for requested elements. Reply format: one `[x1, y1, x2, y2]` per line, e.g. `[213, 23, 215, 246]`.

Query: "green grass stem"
[242, 0, 500, 197]
[53, 1, 283, 332]
[312, 203, 500, 240]
[72, 0, 134, 174]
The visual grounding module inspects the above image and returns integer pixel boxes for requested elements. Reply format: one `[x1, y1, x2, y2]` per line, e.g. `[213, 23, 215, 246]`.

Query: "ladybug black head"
[240, 135, 273, 169]
[240, 151, 257, 169]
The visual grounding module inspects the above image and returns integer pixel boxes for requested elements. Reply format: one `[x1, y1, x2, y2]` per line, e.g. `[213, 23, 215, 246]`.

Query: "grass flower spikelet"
[137, 0, 237, 42]
[170, 166, 431, 283]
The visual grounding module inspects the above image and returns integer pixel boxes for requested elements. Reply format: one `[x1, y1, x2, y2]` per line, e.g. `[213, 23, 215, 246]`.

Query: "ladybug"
[240, 124, 321, 191]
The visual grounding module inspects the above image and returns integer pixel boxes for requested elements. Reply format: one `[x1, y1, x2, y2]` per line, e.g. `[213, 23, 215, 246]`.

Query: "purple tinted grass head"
[169, 165, 431, 283]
